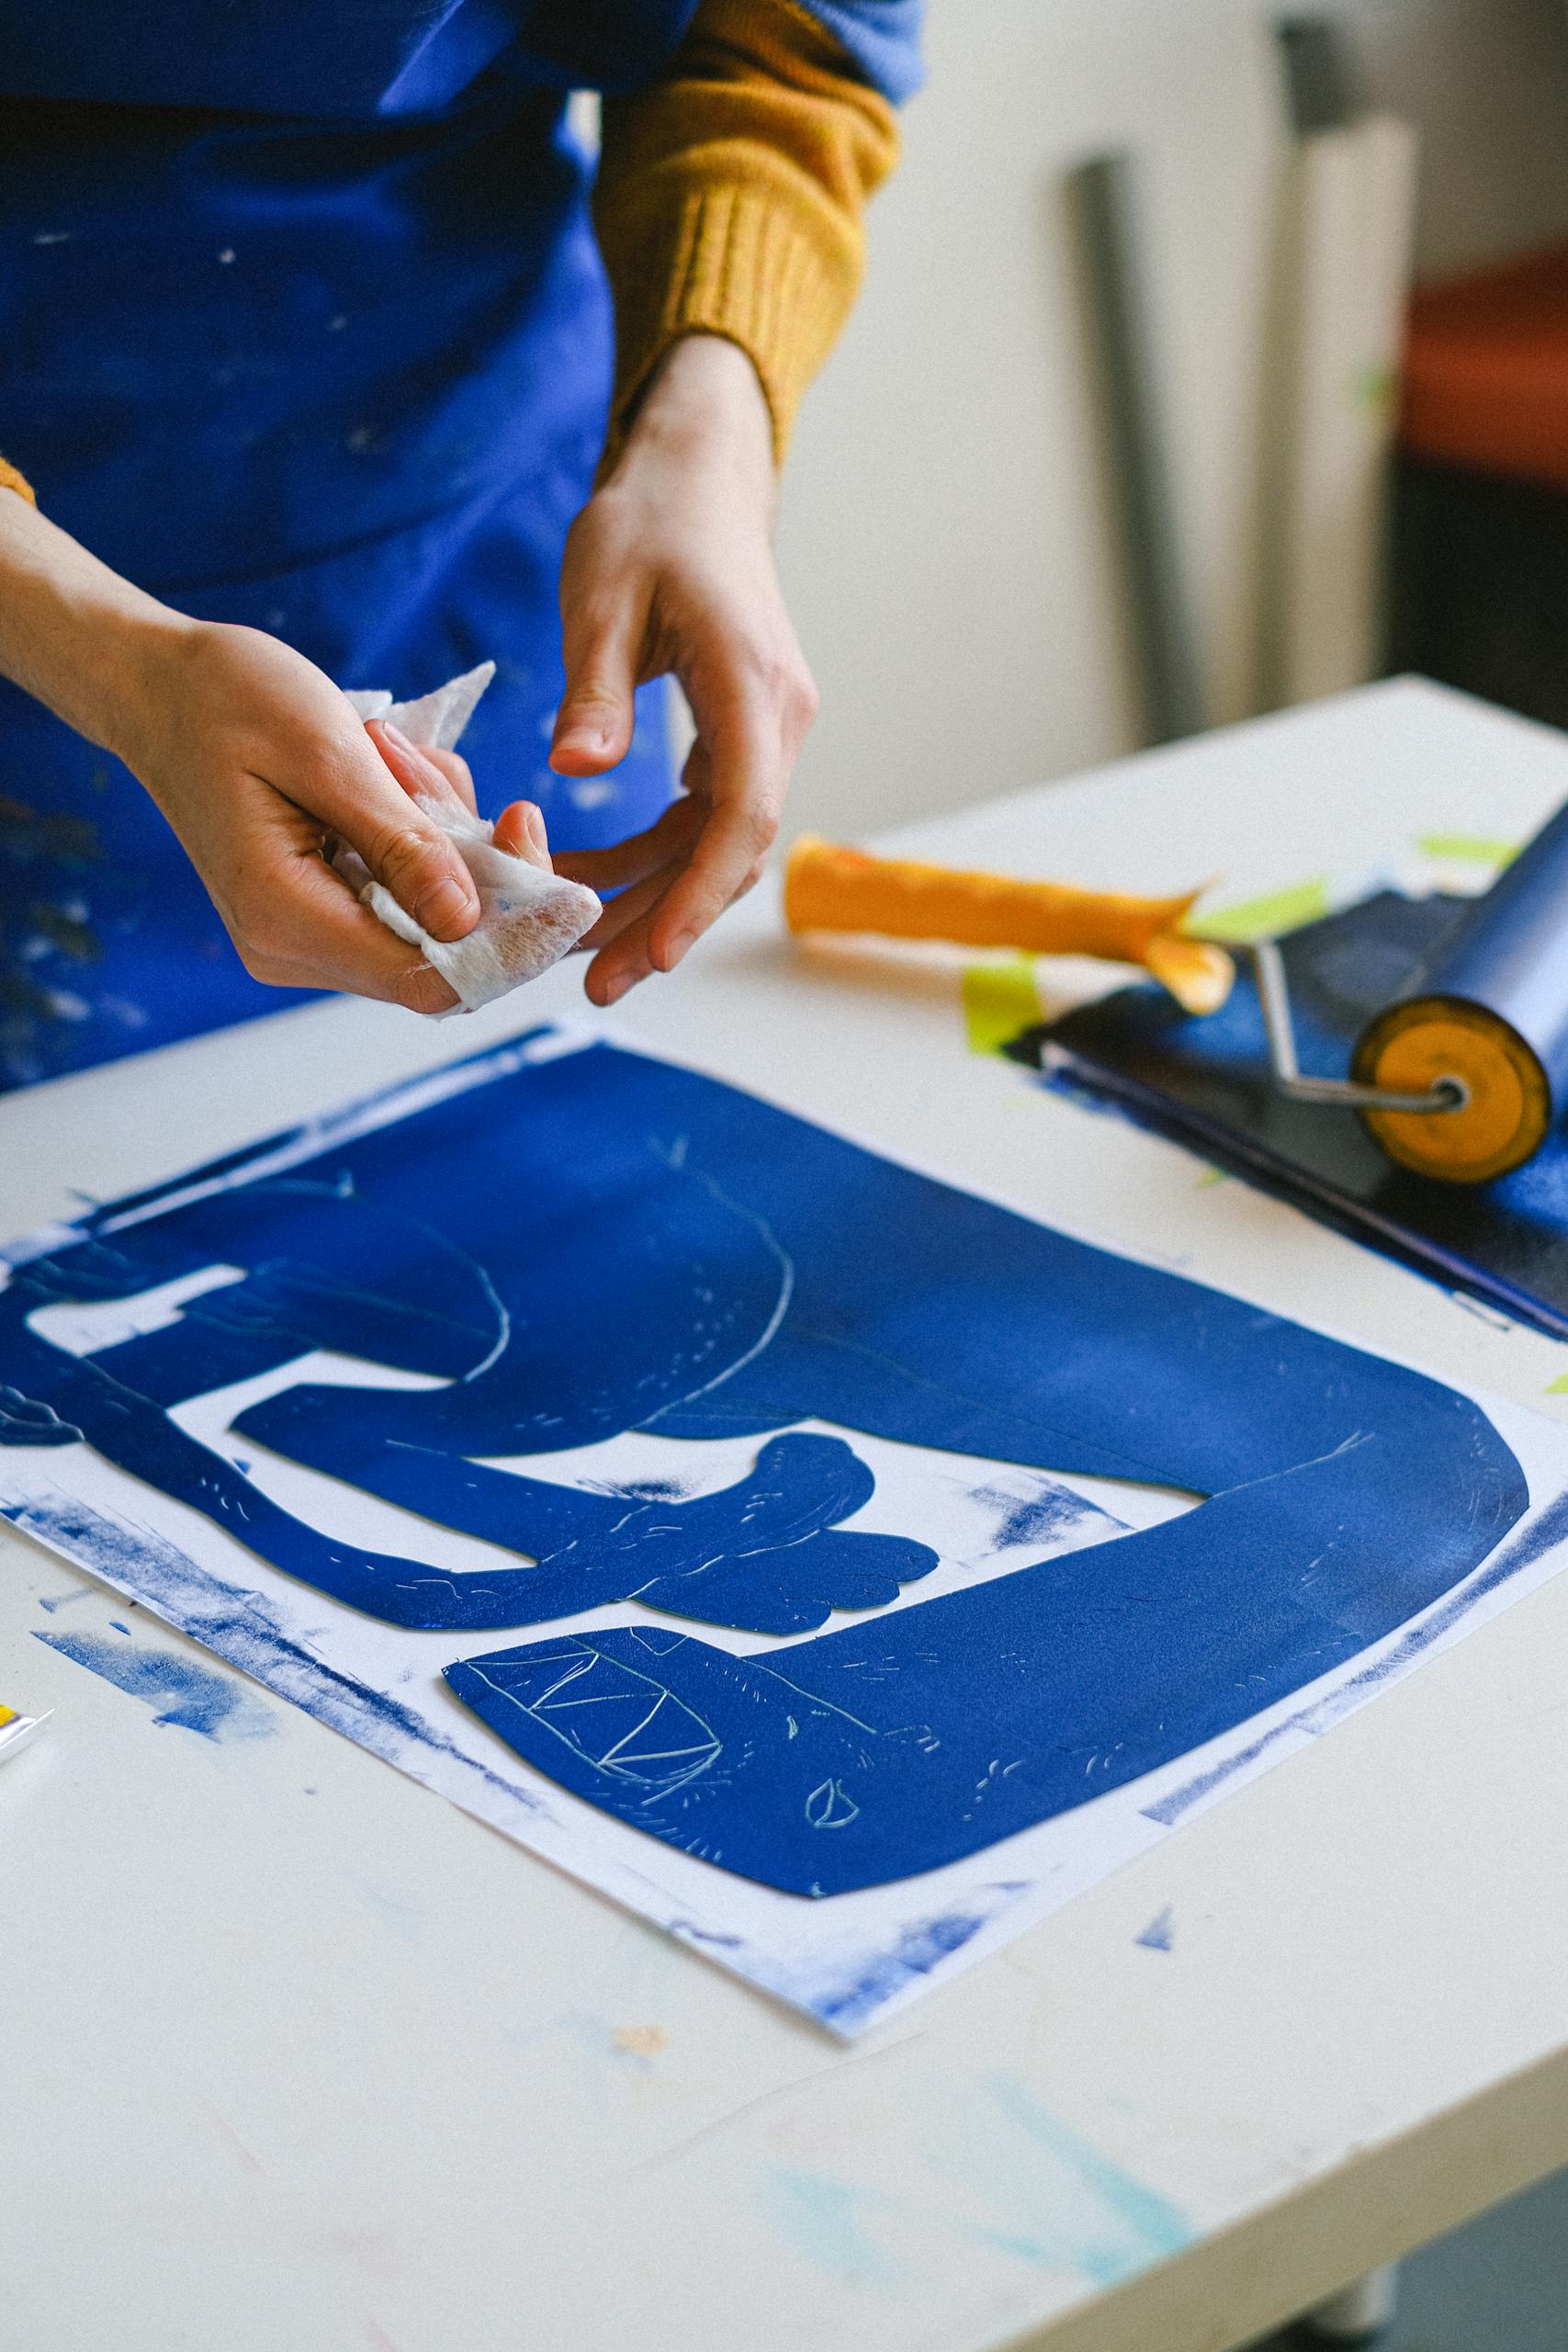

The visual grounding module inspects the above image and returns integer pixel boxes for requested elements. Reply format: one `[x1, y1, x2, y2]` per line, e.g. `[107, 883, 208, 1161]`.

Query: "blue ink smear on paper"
[108, 1619, 130, 1635]
[34, 1629, 276, 1740]
[984, 2077, 1194, 2287]
[37, 1586, 95, 1611]
[1134, 1906, 1174, 1952]
[0, 1035, 1531, 1896]
[5, 1491, 542, 1803]
[812, 1903, 1006, 2029]
[762, 2169, 903, 2287]
[976, 1480, 1121, 1549]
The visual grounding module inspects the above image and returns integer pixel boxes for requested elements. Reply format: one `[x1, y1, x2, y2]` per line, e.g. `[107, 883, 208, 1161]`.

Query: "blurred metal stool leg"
[1302, 2265, 1401, 2340]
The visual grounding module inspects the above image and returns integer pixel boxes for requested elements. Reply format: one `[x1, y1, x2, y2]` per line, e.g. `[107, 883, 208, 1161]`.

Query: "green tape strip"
[963, 956, 1042, 1057]
[1190, 876, 1331, 944]
[1545, 1374, 1568, 1397]
[1416, 833, 1517, 866]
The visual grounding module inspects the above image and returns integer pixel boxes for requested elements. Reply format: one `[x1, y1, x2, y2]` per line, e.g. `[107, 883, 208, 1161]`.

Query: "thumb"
[551, 606, 641, 777]
[322, 730, 479, 944]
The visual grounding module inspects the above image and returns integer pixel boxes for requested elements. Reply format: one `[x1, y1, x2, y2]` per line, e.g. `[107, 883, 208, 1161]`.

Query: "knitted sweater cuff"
[596, 164, 852, 472]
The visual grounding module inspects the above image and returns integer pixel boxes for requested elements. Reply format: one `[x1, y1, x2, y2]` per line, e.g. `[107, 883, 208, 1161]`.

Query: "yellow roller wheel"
[1351, 997, 1551, 1184]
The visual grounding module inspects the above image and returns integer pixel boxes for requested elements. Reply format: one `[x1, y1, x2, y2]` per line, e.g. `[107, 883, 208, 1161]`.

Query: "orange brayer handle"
[784, 835, 1233, 1014]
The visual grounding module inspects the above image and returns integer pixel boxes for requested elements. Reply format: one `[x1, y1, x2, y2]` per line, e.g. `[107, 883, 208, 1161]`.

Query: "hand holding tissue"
[337, 663, 601, 1012]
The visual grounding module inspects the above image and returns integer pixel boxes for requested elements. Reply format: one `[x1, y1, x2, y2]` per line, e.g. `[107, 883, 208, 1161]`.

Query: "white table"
[7, 679, 1568, 2352]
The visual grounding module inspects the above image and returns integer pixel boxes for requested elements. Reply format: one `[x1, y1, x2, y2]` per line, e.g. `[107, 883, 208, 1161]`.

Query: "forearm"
[0, 491, 192, 760]
[606, 332, 774, 498]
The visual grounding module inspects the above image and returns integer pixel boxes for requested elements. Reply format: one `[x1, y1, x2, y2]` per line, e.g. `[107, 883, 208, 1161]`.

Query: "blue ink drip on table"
[0, 1035, 1528, 1893]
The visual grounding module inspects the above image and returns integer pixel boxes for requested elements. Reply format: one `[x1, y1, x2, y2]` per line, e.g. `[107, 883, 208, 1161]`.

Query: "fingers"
[370, 722, 545, 873]
[578, 630, 814, 1006]
[581, 844, 768, 1007]
[654, 642, 815, 968]
[228, 826, 459, 1013]
[579, 868, 679, 956]
[493, 799, 552, 868]
[315, 721, 478, 943]
[552, 791, 703, 894]
[366, 719, 476, 818]
[418, 742, 479, 813]
[637, 677, 796, 975]
[551, 583, 647, 777]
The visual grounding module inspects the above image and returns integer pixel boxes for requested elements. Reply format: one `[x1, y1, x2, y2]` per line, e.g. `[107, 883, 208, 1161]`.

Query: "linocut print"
[3, 1031, 1565, 2028]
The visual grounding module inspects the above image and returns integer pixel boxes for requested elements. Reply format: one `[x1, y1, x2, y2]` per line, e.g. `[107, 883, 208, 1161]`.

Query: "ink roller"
[1253, 797, 1568, 1184]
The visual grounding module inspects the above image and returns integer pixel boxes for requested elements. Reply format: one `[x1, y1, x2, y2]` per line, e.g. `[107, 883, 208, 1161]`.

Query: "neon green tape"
[1190, 877, 1331, 944]
[963, 956, 1042, 1057]
[1416, 833, 1517, 866]
[1545, 1374, 1568, 1397]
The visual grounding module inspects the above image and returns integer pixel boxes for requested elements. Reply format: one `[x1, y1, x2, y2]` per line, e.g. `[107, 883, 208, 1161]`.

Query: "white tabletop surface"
[7, 678, 1568, 2352]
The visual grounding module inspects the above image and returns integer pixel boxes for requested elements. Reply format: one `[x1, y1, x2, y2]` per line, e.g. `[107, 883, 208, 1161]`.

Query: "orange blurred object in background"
[1402, 243, 1568, 492]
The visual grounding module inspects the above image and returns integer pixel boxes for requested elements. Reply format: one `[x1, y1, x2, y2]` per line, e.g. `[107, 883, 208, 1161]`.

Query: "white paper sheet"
[5, 1027, 1567, 2035]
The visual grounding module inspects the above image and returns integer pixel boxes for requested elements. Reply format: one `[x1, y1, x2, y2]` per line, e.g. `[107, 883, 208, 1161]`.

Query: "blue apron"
[0, 2, 699, 1090]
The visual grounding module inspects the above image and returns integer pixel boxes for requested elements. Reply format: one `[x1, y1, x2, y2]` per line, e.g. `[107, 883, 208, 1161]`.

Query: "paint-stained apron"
[0, 1, 694, 1089]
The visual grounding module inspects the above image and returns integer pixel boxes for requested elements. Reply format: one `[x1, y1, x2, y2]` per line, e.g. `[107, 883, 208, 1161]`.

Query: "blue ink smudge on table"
[34, 1629, 276, 1740]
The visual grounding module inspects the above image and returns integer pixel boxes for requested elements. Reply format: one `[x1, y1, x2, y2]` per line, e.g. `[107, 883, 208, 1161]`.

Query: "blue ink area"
[34, 1629, 276, 1740]
[975, 1480, 1121, 1550]
[1134, 1906, 1174, 1952]
[762, 2078, 1192, 2292]
[0, 1383, 80, 1443]
[1143, 1482, 1568, 1829]
[976, 2077, 1193, 2285]
[0, 1036, 1529, 1894]
[231, 1418, 940, 1635]
[763, 2169, 903, 2287]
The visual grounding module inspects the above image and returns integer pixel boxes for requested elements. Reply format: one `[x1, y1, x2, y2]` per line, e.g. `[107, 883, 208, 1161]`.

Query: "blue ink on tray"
[0, 1036, 1531, 1896]
[1030, 889, 1568, 1341]
[34, 1629, 276, 1740]
[1134, 1906, 1174, 1952]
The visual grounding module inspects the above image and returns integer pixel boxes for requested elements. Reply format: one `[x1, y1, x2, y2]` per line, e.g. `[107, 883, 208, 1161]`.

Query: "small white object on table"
[6, 679, 1568, 2352]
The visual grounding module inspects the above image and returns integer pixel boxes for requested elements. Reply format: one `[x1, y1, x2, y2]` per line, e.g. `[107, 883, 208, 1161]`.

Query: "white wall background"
[775, 0, 1568, 841]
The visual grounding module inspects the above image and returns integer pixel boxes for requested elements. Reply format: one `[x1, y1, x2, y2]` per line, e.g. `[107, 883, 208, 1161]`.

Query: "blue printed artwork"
[0, 1034, 1534, 1913]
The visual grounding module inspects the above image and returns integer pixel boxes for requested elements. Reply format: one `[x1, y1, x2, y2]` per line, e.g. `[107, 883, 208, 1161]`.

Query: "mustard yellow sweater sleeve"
[592, 0, 900, 469]
[0, 457, 37, 504]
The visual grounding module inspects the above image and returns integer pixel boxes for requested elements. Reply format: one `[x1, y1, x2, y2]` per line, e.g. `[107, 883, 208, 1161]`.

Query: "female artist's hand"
[119, 624, 502, 1013]
[0, 482, 568, 1014]
[550, 332, 818, 1006]
[0, 488, 508, 1015]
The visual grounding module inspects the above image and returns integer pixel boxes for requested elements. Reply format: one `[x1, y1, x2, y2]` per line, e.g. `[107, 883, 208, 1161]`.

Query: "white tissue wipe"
[334, 662, 602, 1013]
